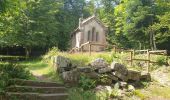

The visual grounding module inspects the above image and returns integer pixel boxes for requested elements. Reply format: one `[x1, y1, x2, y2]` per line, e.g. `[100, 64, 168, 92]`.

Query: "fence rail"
[125, 49, 168, 73]
[70, 43, 169, 73]
[69, 41, 107, 55]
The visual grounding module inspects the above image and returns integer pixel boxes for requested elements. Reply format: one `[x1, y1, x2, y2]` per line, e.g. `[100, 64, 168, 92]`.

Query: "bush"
[156, 56, 166, 66]
[43, 47, 59, 62]
[79, 75, 96, 90]
[0, 63, 31, 92]
[68, 88, 97, 100]
[0, 55, 26, 62]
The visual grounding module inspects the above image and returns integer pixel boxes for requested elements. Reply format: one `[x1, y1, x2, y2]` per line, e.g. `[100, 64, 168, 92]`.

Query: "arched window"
[96, 32, 99, 41]
[92, 27, 95, 41]
[88, 30, 91, 41]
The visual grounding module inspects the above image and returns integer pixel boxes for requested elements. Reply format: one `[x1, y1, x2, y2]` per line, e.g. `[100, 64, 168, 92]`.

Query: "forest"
[0, 0, 170, 100]
[0, 0, 169, 56]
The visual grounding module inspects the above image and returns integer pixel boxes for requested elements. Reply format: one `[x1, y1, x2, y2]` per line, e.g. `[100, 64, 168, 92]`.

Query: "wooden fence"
[69, 41, 107, 55]
[125, 49, 168, 72]
[70, 43, 169, 73]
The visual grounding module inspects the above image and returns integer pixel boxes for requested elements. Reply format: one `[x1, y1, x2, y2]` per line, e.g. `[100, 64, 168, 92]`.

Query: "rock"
[85, 72, 100, 79]
[61, 69, 79, 83]
[140, 72, 151, 81]
[98, 67, 112, 74]
[95, 85, 113, 96]
[120, 82, 127, 88]
[110, 61, 128, 75]
[90, 58, 108, 70]
[108, 74, 119, 82]
[77, 67, 92, 73]
[54, 56, 72, 72]
[112, 71, 128, 81]
[114, 82, 120, 89]
[127, 85, 135, 92]
[127, 70, 141, 81]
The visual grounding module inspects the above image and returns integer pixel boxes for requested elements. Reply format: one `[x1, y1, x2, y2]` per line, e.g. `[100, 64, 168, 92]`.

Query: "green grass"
[17, 58, 62, 82]
[0, 57, 62, 82]
[149, 84, 170, 99]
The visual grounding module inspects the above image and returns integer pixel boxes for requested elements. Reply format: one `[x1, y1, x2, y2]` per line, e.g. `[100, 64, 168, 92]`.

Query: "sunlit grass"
[149, 85, 170, 99]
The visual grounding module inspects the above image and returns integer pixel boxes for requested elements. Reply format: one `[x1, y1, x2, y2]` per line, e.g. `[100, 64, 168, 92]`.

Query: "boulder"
[127, 85, 135, 92]
[90, 58, 108, 70]
[112, 71, 128, 82]
[61, 69, 79, 83]
[120, 82, 127, 88]
[127, 70, 141, 81]
[55, 56, 71, 68]
[110, 61, 128, 75]
[54, 56, 72, 71]
[85, 72, 100, 79]
[140, 72, 151, 81]
[77, 67, 92, 73]
[108, 74, 119, 82]
[98, 67, 112, 74]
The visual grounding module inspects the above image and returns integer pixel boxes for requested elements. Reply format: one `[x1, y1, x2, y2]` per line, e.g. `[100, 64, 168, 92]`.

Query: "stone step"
[6, 85, 67, 94]
[9, 79, 64, 87]
[6, 92, 68, 100]
[6, 92, 39, 100]
[39, 93, 68, 100]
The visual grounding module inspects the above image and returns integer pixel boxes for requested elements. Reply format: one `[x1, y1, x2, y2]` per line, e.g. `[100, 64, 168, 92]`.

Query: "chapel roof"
[71, 15, 107, 36]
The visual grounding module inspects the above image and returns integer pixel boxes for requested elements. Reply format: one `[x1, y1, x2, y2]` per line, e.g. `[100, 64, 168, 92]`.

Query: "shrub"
[0, 55, 26, 62]
[68, 88, 97, 100]
[43, 47, 59, 62]
[79, 75, 96, 90]
[0, 63, 31, 92]
[133, 90, 147, 100]
[156, 56, 166, 66]
[98, 74, 112, 85]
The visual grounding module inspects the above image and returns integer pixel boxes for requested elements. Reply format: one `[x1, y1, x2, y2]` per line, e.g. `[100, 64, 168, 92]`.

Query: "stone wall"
[53, 56, 151, 85]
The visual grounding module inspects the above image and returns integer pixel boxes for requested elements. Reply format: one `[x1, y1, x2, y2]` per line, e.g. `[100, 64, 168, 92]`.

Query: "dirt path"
[151, 66, 170, 87]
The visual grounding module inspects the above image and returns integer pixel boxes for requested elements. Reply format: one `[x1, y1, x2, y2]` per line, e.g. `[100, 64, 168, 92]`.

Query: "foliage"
[0, 63, 31, 92]
[0, 55, 26, 62]
[43, 47, 60, 62]
[133, 90, 147, 100]
[98, 74, 112, 85]
[155, 56, 167, 66]
[0, 0, 170, 53]
[68, 88, 97, 100]
[79, 75, 96, 90]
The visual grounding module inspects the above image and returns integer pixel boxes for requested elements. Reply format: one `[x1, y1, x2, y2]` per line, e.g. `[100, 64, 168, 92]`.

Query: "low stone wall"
[53, 56, 151, 85]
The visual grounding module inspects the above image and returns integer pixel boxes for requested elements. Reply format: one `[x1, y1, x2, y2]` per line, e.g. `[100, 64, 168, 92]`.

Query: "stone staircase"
[4, 79, 68, 100]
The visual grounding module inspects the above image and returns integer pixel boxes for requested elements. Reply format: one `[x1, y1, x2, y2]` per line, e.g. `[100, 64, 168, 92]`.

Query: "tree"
[150, 0, 170, 50]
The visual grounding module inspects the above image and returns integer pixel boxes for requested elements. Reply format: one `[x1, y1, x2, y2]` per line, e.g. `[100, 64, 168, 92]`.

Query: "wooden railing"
[69, 41, 107, 55]
[125, 49, 168, 72]
[70, 43, 169, 73]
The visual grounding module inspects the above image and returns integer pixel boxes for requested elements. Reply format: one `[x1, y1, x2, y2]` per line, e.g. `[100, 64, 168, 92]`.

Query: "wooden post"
[130, 51, 133, 66]
[81, 47, 83, 54]
[113, 45, 116, 53]
[89, 42, 91, 56]
[165, 50, 168, 65]
[133, 49, 135, 57]
[147, 49, 150, 73]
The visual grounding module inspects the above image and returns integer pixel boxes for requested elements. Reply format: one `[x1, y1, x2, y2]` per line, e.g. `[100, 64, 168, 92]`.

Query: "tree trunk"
[150, 32, 153, 50]
[139, 42, 142, 50]
[25, 47, 31, 59]
[153, 32, 157, 50]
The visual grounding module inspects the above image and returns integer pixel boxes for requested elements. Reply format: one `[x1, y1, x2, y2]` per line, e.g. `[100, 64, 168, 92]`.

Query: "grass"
[149, 85, 170, 99]
[18, 59, 49, 75]
[0, 51, 169, 99]
[0, 57, 62, 82]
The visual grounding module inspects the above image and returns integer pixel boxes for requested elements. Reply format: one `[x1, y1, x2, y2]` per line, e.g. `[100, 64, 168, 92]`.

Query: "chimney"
[79, 18, 83, 29]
